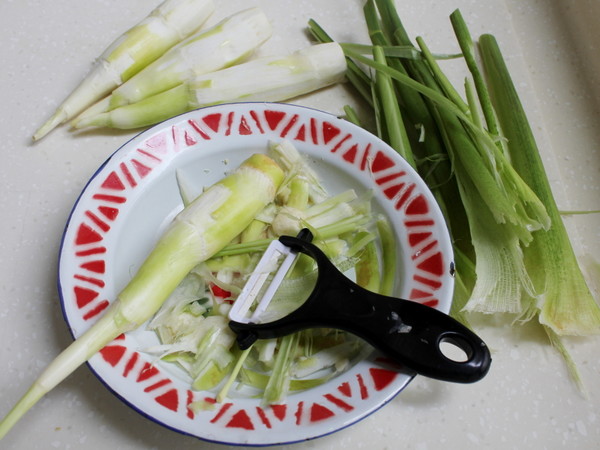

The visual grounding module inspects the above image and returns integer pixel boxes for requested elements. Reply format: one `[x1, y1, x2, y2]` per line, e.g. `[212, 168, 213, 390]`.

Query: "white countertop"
[1, 0, 599, 448]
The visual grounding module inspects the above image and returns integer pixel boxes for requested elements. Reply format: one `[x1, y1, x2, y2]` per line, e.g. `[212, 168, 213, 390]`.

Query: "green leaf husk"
[478, 33, 600, 336]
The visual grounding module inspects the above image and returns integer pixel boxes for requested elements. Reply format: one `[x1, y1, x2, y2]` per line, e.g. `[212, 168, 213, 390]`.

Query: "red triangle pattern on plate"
[238, 116, 253, 135]
[101, 171, 126, 190]
[71, 198, 110, 320]
[264, 110, 286, 130]
[137, 362, 160, 382]
[186, 109, 359, 152]
[309, 403, 335, 422]
[99, 339, 183, 413]
[79, 259, 105, 274]
[409, 231, 433, 247]
[202, 113, 222, 132]
[98, 206, 119, 221]
[99, 344, 126, 367]
[322, 121, 341, 144]
[131, 159, 153, 178]
[294, 124, 306, 141]
[369, 368, 399, 391]
[75, 223, 103, 246]
[73, 286, 98, 308]
[155, 389, 179, 412]
[270, 404, 287, 421]
[144, 131, 168, 151]
[227, 410, 255, 430]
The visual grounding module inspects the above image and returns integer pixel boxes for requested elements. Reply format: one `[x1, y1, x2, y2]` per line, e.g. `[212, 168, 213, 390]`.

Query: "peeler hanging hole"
[438, 334, 473, 363]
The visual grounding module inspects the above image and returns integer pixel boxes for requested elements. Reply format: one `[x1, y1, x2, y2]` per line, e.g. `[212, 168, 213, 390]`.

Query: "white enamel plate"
[58, 103, 454, 445]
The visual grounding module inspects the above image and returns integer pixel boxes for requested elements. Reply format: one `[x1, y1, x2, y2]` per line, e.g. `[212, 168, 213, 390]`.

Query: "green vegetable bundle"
[309, 0, 600, 388]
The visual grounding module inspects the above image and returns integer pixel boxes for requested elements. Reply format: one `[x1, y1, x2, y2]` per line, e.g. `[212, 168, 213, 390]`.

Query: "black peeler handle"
[229, 233, 491, 384]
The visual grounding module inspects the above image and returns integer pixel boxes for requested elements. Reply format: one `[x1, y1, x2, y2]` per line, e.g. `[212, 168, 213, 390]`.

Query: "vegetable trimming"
[146, 140, 389, 405]
[0, 153, 284, 439]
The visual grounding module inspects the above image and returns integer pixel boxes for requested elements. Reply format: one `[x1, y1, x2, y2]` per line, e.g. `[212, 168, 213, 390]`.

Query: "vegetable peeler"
[228, 229, 491, 384]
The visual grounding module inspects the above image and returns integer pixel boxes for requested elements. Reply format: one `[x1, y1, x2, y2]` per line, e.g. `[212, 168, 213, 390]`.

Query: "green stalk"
[363, 0, 419, 167]
[354, 2, 547, 316]
[372, 46, 416, 168]
[371, 80, 385, 141]
[0, 154, 284, 439]
[240, 219, 268, 243]
[366, 0, 473, 256]
[376, 216, 396, 296]
[217, 346, 253, 403]
[239, 368, 327, 391]
[560, 210, 600, 215]
[450, 10, 499, 137]
[314, 215, 371, 240]
[359, 1, 473, 266]
[344, 48, 548, 232]
[72, 84, 191, 130]
[211, 212, 371, 259]
[343, 50, 472, 135]
[479, 34, 600, 335]
[343, 105, 362, 126]
[373, 0, 409, 45]
[287, 178, 310, 210]
[415, 36, 469, 114]
[340, 42, 461, 61]
[464, 78, 484, 130]
[450, 247, 476, 326]
[420, 66, 536, 313]
[190, 327, 235, 390]
[342, 43, 420, 59]
[455, 155, 536, 314]
[213, 239, 272, 257]
[354, 237, 381, 293]
[263, 333, 300, 405]
[309, 8, 473, 310]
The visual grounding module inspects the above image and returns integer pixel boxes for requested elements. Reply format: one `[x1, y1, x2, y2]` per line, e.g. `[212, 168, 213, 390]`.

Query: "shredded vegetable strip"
[146, 141, 393, 404]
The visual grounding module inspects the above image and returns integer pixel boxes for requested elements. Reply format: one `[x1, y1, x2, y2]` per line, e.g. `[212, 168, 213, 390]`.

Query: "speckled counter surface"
[1, 0, 599, 448]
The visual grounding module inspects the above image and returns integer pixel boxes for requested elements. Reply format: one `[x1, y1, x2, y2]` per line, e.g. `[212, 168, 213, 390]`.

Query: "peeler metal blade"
[228, 229, 313, 325]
